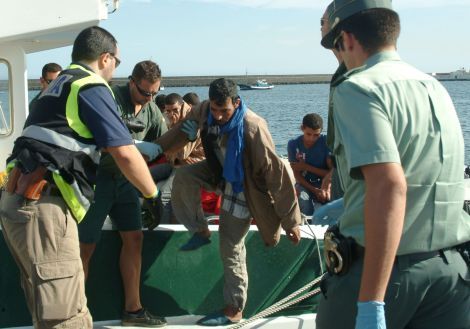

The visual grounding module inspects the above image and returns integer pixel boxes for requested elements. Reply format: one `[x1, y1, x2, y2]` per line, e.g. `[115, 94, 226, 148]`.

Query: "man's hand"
[134, 140, 162, 162]
[315, 188, 330, 203]
[290, 161, 308, 172]
[355, 301, 386, 329]
[142, 190, 163, 230]
[181, 120, 198, 142]
[285, 226, 301, 245]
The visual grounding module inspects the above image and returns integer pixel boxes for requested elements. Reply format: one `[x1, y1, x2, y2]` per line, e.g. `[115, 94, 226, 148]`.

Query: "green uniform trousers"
[316, 248, 470, 329]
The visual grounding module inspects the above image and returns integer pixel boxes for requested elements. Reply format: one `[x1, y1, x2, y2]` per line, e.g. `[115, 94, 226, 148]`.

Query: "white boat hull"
[4, 314, 317, 329]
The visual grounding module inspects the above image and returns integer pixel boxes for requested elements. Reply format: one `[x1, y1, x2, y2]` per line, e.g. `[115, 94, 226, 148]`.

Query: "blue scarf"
[207, 98, 247, 193]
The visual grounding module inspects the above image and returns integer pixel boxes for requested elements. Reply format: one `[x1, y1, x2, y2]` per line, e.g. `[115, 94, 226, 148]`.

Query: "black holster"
[323, 225, 359, 275]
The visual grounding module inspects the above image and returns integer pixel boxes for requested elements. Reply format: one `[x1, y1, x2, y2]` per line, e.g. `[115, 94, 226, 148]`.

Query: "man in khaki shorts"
[0, 26, 165, 329]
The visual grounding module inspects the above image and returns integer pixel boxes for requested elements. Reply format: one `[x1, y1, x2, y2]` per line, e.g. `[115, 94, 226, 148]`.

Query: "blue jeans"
[296, 183, 317, 216]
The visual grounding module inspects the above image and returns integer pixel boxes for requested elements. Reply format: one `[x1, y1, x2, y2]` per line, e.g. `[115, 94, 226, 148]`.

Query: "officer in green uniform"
[79, 60, 167, 327]
[317, 1, 470, 328]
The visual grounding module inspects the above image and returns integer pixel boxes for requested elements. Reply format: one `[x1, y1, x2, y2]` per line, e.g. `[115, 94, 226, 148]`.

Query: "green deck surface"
[0, 228, 323, 328]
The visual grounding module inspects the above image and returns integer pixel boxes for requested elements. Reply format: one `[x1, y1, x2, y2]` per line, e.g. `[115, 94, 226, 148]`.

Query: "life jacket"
[8, 63, 114, 222]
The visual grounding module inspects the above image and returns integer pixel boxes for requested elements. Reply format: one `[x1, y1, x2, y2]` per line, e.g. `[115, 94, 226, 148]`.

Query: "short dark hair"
[165, 93, 183, 106]
[335, 8, 400, 54]
[208, 78, 238, 105]
[154, 94, 166, 110]
[131, 60, 162, 84]
[302, 113, 323, 130]
[41, 63, 62, 78]
[183, 92, 200, 106]
[71, 26, 118, 63]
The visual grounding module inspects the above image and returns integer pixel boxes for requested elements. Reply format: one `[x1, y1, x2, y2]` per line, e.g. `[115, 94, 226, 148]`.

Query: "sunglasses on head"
[130, 77, 158, 98]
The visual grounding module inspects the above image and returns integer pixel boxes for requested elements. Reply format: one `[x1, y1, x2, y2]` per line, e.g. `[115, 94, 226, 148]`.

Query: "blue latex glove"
[134, 140, 162, 162]
[312, 198, 344, 226]
[181, 120, 198, 142]
[356, 301, 386, 329]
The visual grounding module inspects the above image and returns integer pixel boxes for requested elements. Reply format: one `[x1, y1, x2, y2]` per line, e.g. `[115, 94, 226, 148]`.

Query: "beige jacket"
[156, 100, 301, 246]
[166, 101, 205, 165]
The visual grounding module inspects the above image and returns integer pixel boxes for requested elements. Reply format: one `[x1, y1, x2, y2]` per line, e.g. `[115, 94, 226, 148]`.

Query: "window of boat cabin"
[0, 61, 12, 135]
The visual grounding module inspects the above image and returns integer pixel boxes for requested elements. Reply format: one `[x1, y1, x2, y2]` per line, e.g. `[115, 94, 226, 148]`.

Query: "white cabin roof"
[0, 0, 109, 53]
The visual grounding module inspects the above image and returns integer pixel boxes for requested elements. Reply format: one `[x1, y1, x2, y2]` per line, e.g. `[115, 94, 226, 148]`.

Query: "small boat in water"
[239, 79, 274, 90]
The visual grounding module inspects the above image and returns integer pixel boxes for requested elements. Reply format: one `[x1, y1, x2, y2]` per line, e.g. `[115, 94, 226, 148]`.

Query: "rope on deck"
[228, 273, 325, 329]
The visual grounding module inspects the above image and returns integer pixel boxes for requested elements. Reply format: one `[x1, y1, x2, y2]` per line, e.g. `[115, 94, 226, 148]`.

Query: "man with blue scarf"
[155, 78, 302, 326]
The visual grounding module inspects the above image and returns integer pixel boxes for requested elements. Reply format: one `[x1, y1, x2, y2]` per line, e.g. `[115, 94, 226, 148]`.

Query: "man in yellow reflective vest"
[0, 26, 166, 329]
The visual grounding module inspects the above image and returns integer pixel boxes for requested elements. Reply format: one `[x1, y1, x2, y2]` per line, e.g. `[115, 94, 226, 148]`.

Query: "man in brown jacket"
[155, 78, 301, 326]
[164, 93, 205, 165]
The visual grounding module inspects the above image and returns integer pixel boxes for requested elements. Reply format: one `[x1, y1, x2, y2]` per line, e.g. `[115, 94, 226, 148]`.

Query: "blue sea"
[161, 81, 470, 164]
[1, 81, 469, 164]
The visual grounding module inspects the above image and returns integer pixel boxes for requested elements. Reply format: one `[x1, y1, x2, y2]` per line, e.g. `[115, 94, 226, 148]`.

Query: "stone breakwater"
[26, 74, 332, 90]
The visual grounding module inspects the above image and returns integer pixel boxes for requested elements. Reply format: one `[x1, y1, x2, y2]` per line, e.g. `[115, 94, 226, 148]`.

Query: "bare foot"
[198, 228, 211, 239]
[223, 305, 242, 322]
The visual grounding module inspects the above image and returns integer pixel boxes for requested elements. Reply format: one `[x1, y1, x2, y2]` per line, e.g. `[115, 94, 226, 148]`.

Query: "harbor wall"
[23, 74, 333, 90]
[2, 71, 468, 91]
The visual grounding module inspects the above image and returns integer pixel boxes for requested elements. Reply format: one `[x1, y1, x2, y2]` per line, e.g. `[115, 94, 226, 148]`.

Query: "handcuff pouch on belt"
[323, 224, 357, 275]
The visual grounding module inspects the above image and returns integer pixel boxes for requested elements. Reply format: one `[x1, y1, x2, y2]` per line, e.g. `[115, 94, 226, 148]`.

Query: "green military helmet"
[321, 0, 394, 49]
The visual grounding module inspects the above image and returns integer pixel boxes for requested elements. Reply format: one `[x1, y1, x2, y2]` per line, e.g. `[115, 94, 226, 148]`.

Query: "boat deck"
[6, 314, 317, 329]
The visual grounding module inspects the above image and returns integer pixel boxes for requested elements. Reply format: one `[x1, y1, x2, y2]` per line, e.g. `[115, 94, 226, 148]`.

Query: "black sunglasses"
[131, 77, 158, 98]
[333, 33, 344, 51]
[109, 52, 121, 68]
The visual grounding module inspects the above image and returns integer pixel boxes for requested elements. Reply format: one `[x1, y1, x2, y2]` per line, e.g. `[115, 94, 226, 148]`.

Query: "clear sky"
[27, 0, 470, 78]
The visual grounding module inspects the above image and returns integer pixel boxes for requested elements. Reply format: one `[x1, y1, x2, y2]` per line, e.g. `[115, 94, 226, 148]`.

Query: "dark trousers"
[316, 248, 470, 329]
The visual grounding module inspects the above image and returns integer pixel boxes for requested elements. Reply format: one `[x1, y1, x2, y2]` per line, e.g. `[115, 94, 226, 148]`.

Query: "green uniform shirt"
[100, 83, 168, 173]
[333, 51, 470, 254]
[326, 61, 348, 150]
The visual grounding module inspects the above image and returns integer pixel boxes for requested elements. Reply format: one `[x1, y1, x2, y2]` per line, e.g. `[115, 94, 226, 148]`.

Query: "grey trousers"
[172, 161, 252, 310]
[0, 192, 92, 329]
[316, 248, 470, 329]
